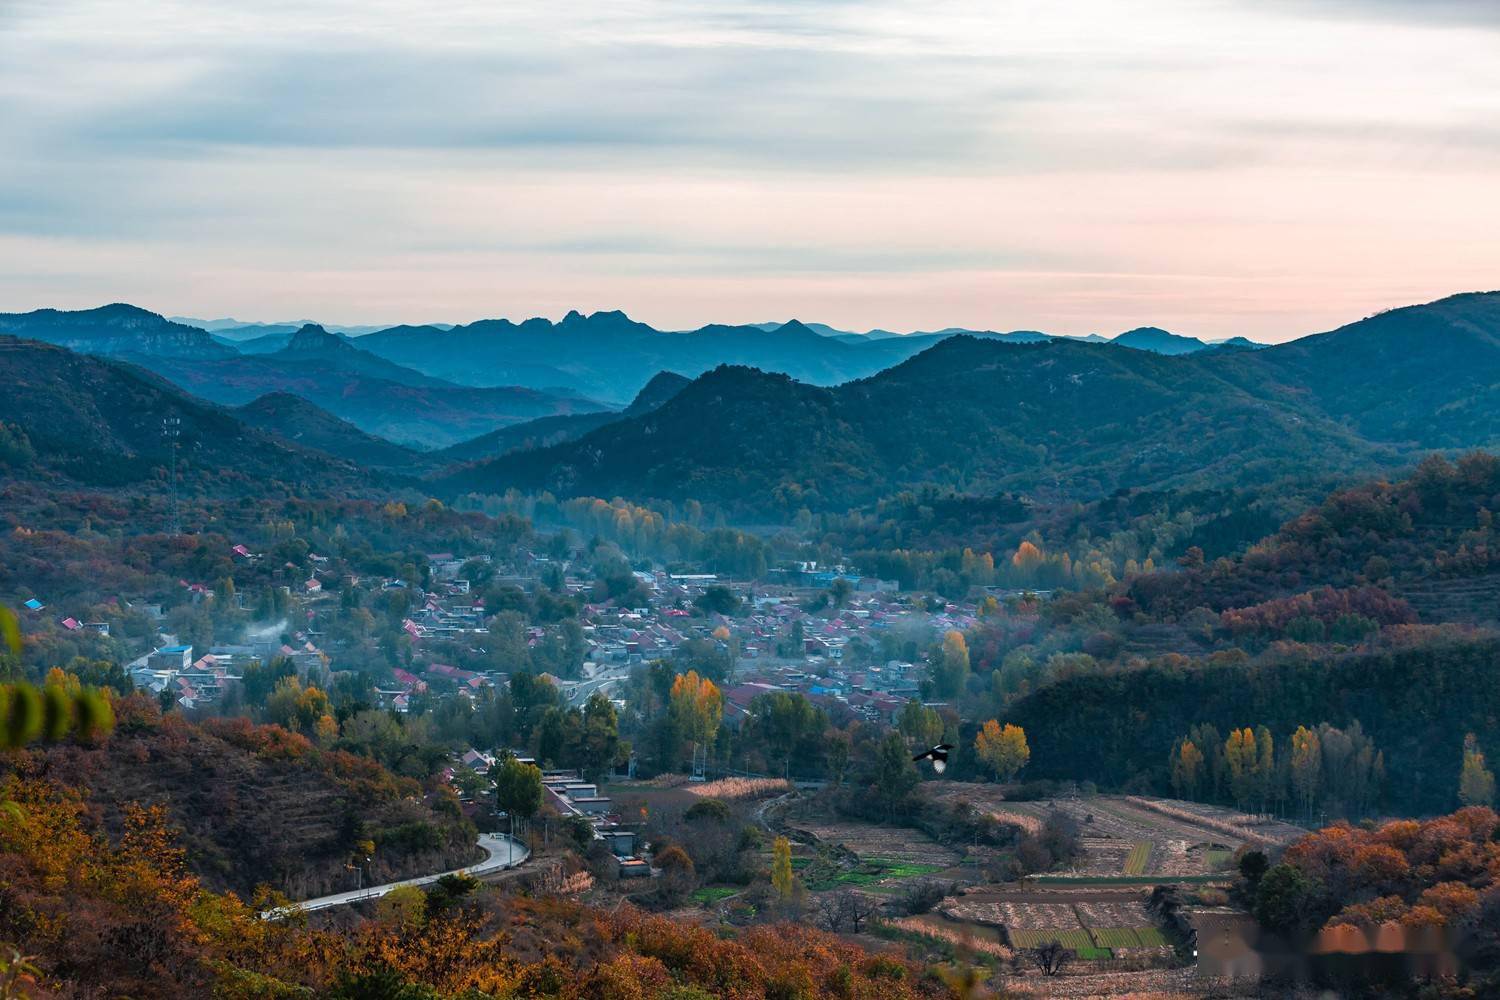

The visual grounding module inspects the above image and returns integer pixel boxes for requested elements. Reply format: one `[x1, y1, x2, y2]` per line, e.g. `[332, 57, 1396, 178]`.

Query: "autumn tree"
[974, 720, 1030, 781]
[1255, 725, 1276, 812]
[656, 844, 696, 903]
[263, 676, 331, 734]
[668, 671, 722, 771]
[1460, 733, 1496, 808]
[1012, 540, 1044, 578]
[376, 885, 428, 931]
[1225, 728, 1258, 810]
[1290, 726, 1322, 822]
[1170, 739, 1204, 800]
[771, 836, 795, 901]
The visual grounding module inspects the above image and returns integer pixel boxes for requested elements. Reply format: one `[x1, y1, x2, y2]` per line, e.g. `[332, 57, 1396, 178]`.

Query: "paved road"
[562, 665, 632, 705]
[264, 833, 530, 917]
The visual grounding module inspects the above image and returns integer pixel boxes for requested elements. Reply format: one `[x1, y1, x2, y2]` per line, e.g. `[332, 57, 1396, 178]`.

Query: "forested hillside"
[448, 335, 1391, 513]
[1006, 631, 1500, 816]
[22, 695, 479, 899]
[0, 337, 376, 492]
[1128, 451, 1500, 624]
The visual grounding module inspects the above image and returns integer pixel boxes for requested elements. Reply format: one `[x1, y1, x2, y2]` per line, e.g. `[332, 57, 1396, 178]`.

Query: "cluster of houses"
[14, 595, 110, 638]
[126, 634, 328, 710]
[444, 749, 650, 880]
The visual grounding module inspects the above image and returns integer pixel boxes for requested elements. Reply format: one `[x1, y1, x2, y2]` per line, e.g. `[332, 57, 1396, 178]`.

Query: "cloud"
[0, 0, 1498, 339]
[1261, 0, 1500, 28]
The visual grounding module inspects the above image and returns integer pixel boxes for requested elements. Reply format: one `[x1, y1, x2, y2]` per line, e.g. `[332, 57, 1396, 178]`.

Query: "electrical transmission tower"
[162, 416, 181, 534]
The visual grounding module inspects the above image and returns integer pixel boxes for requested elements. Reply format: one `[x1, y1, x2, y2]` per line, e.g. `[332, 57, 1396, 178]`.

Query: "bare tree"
[1030, 940, 1073, 977]
[816, 890, 880, 934]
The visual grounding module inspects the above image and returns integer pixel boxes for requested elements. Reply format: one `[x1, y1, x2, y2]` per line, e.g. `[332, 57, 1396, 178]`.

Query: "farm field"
[921, 786, 1301, 881]
[938, 887, 1175, 963]
[794, 820, 963, 868]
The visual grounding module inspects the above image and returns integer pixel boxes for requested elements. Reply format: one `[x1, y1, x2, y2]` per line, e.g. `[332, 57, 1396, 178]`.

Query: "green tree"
[871, 732, 919, 819]
[493, 755, 543, 864]
[578, 692, 622, 782]
[897, 699, 944, 750]
[1254, 863, 1318, 933]
[747, 691, 824, 778]
[929, 630, 970, 699]
[829, 577, 854, 609]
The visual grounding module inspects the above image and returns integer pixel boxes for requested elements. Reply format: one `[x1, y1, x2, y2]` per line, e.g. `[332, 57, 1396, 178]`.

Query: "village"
[92, 545, 1007, 734]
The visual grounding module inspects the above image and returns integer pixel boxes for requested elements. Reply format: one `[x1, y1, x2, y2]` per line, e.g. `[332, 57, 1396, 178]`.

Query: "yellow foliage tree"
[1460, 733, 1496, 808]
[1171, 739, 1204, 799]
[1012, 541, 1044, 574]
[974, 720, 1029, 781]
[669, 671, 722, 768]
[771, 835, 795, 901]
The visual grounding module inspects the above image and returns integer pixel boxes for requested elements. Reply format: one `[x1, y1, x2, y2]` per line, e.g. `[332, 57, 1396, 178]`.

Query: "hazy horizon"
[4, 0, 1498, 342]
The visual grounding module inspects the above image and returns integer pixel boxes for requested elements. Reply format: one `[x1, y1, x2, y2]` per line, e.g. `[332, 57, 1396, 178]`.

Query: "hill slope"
[235, 392, 425, 471]
[28, 699, 478, 899]
[0, 336, 378, 491]
[126, 348, 606, 449]
[1209, 291, 1500, 447]
[1112, 326, 1207, 354]
[1128, 450, 1500, 624]
[436, 369, 691, 464]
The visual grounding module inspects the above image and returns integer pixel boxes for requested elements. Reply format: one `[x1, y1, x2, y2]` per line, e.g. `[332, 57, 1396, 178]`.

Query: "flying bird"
[912, 743, 954, 773]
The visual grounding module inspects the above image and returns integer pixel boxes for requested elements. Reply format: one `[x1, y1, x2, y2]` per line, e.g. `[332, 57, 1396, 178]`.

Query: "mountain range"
[0, 308, 607, 449]
[4, 291, 1499, 521]
[2, 302, 1262, 414]
[439, 291, 1500, 513]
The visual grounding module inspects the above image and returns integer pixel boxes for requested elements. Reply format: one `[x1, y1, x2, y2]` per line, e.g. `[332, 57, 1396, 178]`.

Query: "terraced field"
[940, 888, 1175, 962]
[806, 857, 948, 891]
[795, 821, 963, 867]
[920, 786, 1302, 882]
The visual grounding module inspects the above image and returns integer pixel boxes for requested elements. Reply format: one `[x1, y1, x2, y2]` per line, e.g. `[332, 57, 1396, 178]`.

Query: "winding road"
[263, 832, 531, 918]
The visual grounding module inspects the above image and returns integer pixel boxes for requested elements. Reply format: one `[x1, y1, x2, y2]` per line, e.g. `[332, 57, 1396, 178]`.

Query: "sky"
[1, 0, 1497, 341]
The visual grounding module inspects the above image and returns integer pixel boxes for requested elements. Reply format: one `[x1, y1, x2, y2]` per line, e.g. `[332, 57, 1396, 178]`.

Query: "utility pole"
[161, 416, 181, 535]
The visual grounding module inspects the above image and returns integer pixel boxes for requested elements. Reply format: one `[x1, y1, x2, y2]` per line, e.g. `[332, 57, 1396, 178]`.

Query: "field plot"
[1123, 842, 1152, 875]
[807, 857, 947, 891]
[890, 914, 1012, 959]
[795, 821, 962, 867]
[1073, 899, 1152, 928]
[938, 888, 1175, 963]
[1009, 927, 1098, 952]
[685, 777, 790, 800]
